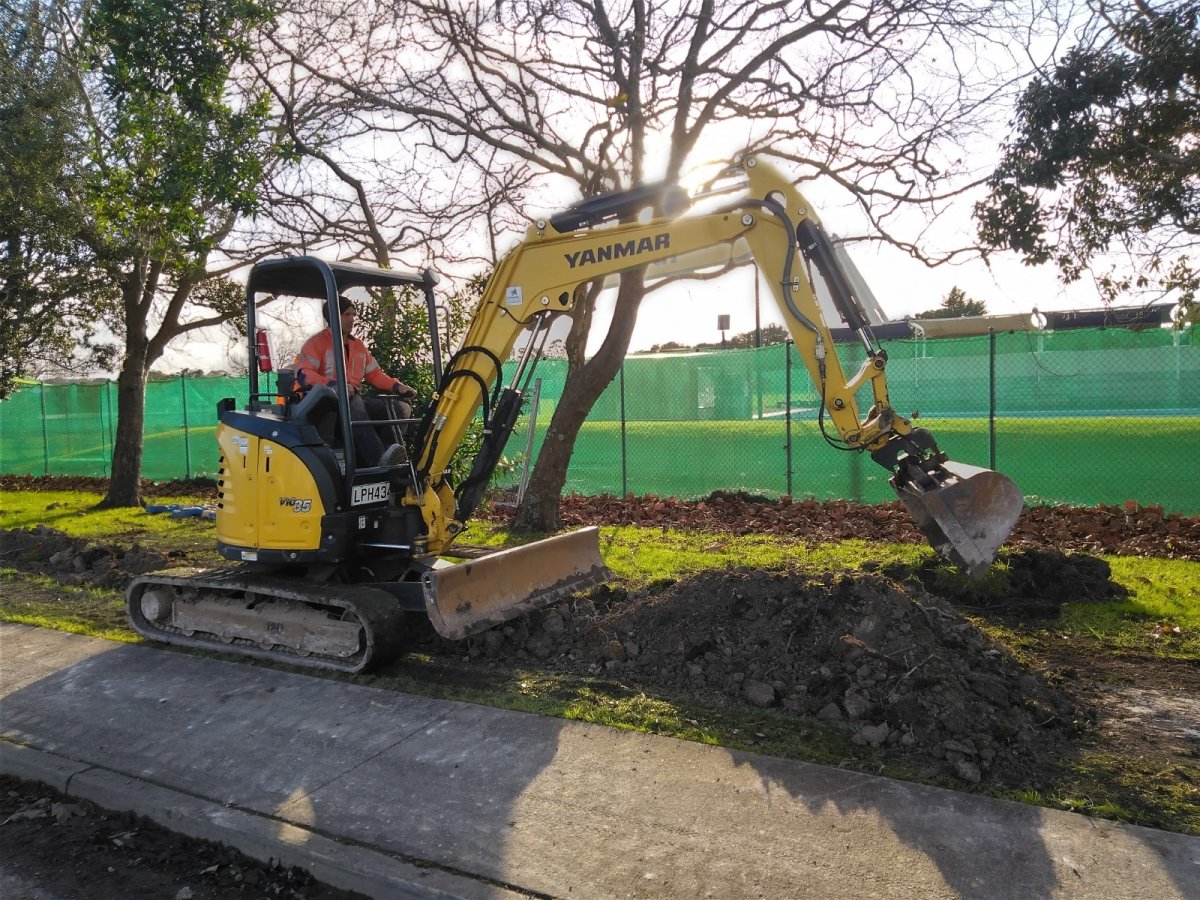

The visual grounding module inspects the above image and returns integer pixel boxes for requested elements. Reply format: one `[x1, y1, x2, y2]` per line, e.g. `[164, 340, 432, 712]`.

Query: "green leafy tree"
[913, 287, 987, 320]
[729, 324, 791, 349]
[359, 276, 483, 401]
[0, 1, 114, 395]
[976, 0, 1199, 318]
[80, 0, 277, 506]
[645, 341, 689, 354]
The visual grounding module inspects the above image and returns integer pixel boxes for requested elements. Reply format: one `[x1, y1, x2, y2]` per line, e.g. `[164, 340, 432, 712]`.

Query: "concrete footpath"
[1, 623, 1197, 899]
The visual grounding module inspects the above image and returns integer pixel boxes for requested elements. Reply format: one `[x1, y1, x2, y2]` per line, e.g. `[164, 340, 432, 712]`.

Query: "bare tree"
[255, 0, 1063, 528]
[246, 2, 542, 270]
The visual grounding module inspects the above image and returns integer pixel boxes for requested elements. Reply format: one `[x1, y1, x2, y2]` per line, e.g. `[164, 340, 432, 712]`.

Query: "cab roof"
[247, 256, 435, 299]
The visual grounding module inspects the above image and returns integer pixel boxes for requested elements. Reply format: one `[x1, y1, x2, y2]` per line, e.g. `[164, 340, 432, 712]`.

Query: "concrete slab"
[2, 624, 1198, 899]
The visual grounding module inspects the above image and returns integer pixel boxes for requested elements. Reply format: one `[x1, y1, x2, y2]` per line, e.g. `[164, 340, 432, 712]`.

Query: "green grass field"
[520, 415, 1200, 514]
[3, 408, 1198, 514]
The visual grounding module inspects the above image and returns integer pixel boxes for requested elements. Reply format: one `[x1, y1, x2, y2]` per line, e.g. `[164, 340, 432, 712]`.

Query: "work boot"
[377, 443, 408, 468]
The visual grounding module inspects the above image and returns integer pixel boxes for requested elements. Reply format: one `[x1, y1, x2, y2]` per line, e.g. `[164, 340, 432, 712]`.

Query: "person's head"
[323, 295, 357, 331]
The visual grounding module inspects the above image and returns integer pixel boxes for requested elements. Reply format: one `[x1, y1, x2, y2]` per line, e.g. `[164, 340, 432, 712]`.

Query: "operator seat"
[288, 383, 339, 445]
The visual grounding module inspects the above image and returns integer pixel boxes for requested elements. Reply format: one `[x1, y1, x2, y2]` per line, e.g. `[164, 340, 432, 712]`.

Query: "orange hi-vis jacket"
[296, 329, 400, 393]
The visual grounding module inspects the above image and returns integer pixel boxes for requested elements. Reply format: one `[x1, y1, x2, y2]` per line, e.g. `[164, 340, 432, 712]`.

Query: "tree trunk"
[100, 349, 149, 507]
[513, 272, 645, 531]
[99, 263, 155, 508]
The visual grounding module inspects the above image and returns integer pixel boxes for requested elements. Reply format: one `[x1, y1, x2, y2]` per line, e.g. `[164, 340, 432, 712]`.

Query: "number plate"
[351, 482, 390, 505]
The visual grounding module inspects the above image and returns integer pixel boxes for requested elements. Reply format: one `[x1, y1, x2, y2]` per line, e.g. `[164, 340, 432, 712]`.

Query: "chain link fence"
[0, 375, 241, 481]
[1, 326, 1197, 513]
[504, 326, 1200, 514]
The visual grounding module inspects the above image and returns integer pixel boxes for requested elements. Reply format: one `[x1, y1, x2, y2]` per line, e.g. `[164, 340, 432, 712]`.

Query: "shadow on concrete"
[3, 624, 1197, 898]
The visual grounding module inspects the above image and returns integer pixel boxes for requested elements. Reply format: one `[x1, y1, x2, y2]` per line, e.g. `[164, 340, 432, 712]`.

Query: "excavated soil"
[0, 519, 1103, 785]
[413, 564, 1084, 787]
[0, 523, 177, 589]
[0, 481, 1197, 789]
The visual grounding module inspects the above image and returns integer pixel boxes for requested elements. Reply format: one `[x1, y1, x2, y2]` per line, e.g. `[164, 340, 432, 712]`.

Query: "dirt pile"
[0, 526, 174, 590]
[900, 548, 1129, 618]
[425, 564, 1082, 786]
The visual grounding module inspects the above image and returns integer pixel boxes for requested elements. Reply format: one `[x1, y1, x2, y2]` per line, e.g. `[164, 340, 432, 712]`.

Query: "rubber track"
[126, 570, 407, 674]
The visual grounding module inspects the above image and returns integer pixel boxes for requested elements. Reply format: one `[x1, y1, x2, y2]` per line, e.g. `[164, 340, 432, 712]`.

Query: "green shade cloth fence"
[2, 327, 1197, 513]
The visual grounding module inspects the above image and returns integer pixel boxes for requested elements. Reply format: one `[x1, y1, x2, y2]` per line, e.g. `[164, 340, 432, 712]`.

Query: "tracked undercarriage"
[125, 527, 611, 673]
[126, 570, 410, 673]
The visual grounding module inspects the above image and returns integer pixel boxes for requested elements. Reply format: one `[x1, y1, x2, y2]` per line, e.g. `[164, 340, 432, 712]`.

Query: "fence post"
[40, 382, 49, 475]
[619, 362, 628, 497]
[755, 345, 764, 420]
[97, 383, 107, 464]
[105, 381, 115, 476]
[784, 340, 793, 497]
[180, 373, 192, 478]
[988, 327, 997, 470]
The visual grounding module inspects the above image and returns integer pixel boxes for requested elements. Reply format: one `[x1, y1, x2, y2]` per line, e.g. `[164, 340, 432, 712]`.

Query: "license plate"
[351, 482, 390, 505]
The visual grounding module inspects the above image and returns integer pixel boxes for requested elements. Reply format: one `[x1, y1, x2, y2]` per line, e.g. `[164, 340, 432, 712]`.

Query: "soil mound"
[429, 567, 1083, 786]
[899, 548, 1129, 618]
[0, 526, 173, 590]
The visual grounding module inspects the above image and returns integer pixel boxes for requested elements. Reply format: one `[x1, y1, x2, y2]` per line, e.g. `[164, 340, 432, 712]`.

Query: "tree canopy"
[913, 286, 987, 320]
[79, 0, 280, 505]
[976, 0, 1199, 313]
[0, 1, 114, 395]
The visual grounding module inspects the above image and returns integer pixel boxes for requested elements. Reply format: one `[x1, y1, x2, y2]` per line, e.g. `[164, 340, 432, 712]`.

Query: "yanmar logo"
[564, 233, 670, 269]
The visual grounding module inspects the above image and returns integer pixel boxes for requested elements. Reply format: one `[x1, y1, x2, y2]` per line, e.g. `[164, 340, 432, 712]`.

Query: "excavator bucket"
[894, 460, 1024, 580]
[422, 526, 611, 640]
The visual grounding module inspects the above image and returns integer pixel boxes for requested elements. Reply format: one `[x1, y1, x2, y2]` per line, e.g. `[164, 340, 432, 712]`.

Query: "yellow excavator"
[127, 155, 1024, 672]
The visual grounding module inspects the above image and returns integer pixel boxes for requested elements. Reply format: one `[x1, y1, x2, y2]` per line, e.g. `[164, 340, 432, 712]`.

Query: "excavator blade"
[894, 460, 1024, 580]
[422, 526, 611, 640]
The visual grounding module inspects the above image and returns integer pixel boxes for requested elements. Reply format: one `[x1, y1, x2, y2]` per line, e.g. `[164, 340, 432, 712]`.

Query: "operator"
[296, 295, 416, 468]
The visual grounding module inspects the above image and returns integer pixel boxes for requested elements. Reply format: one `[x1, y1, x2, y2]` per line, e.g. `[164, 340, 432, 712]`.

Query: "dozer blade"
[894, 460, 1024, 580]
[422, 526, 611, 640]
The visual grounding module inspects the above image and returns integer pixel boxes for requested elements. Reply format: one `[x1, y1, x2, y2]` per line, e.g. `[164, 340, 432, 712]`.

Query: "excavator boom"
[431, 155, 1022, 579]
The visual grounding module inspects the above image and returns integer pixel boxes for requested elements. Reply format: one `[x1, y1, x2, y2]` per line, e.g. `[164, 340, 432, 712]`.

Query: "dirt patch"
[1022, 644, 1200, 766]
[0, 775, 364, 899]
[497, 492, 1200, 562]
[0, 526, 177, 590]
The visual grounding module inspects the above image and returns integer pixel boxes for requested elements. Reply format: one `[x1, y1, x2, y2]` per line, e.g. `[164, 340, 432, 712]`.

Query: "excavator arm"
[412, 156, 1022, 576]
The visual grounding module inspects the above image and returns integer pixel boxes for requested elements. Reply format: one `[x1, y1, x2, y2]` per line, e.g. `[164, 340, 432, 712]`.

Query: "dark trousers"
[348, 394, 411, 467]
